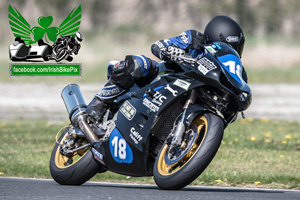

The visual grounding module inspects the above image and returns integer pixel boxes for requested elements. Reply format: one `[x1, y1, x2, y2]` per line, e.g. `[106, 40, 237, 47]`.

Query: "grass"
[247, 65, 300, 83]
[0, 117, 299, 189]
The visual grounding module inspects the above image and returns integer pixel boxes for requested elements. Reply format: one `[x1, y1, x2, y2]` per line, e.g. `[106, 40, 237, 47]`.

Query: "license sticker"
[173, 79, 191, 91]
[120, 100, 136, 120]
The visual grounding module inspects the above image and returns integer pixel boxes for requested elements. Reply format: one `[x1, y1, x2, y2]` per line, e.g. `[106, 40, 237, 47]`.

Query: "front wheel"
[153, 113, 224, 190]
[49, 126, 101, 185]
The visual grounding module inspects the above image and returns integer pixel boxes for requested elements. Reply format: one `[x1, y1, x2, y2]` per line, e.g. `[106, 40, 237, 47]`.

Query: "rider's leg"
[85, 58, 134, 122]
[86, 78, 126, 122]
[86, 55, 159, 122]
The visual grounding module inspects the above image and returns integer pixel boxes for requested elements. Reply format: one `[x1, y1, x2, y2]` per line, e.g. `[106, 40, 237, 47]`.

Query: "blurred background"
[1, 0, 300, 121]
[1, 0, 300, 187]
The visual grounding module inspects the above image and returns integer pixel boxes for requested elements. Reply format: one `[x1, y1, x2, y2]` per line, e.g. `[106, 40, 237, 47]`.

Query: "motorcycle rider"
[86, 15, 247, 123]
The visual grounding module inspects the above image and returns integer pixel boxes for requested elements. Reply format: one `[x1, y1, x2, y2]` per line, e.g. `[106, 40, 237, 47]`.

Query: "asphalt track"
[0, 177, 299, 200]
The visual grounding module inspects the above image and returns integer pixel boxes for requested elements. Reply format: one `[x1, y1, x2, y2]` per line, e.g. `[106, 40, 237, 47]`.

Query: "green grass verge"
[247, 66, 300, 83]
[0, 118, 299, 189]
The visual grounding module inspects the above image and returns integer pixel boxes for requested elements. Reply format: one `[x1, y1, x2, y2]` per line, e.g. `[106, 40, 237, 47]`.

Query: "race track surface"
[0, 177, 299, 200]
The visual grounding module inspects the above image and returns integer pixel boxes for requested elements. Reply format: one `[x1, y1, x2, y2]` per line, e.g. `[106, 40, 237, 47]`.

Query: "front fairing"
[217, 54, 250, 93]
[199, 42, 252, 111]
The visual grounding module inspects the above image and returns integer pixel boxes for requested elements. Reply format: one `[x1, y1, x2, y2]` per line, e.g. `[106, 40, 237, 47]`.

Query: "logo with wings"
[8, 4, 81, 45]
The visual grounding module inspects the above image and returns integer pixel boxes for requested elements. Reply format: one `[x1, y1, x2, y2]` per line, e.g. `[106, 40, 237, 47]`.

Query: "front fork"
[171, 89, 197, 147]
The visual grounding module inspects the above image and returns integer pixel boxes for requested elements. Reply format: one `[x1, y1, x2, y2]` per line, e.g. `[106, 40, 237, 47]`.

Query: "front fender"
[184, 104, 227, 126]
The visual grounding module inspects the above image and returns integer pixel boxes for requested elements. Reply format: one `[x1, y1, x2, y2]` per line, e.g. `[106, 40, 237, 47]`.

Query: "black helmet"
[204, 16, 245, 57]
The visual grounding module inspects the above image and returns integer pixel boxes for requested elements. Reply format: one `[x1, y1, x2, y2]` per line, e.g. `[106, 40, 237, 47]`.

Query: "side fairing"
[101, 75, 203, 176]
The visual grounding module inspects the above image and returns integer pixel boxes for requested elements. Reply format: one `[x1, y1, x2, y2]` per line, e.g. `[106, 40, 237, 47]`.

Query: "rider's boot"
[85, 96, 108, 123]
[86, 77, 126, 123]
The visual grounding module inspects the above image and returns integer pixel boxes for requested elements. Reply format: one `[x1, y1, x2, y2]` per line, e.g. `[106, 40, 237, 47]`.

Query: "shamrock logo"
[8, 4, 81, 45]
[32, 16, 59, 43]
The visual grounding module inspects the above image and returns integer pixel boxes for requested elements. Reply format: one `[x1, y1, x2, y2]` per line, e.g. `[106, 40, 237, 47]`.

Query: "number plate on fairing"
[109, 128, 133, 164]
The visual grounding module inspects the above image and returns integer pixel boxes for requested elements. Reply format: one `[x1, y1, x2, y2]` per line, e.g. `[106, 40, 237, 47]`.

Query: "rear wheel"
[153, 113, 224, 190]
[49, 126, 101, 185]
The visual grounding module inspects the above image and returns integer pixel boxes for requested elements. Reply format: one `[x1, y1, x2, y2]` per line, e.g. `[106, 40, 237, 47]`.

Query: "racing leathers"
[151, 29, 206, 60]
[86, 55, 159, 122]
[151, 29, 248, 82]
[86, 29, 248, 122]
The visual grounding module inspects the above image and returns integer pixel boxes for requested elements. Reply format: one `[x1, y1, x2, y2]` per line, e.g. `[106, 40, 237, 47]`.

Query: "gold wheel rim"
[157, 116, 208, 176]
[54, 133, 89, 169]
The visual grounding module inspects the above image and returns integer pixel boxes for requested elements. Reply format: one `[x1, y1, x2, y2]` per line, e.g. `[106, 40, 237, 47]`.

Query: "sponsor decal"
[109, 128, 133, 164]
[197, 57, 217, 75]
[226, 36, 239, 43]
[120, 100, 136, 120]
[97, 85, 123, 99]
[205, 46, 217, 54]
[143, 98, 159, 112]
[142, 87, 167, 112]
[129, 127, 143, 144]
[179, 32, 189, 44]
[155, 40, 166, 50]
[164, 84, 178, 96]
[136, 55, 148, 71]
[173, 79, 191, 91]
[92, 148, 105, 165]
[152, 91, 167, 106]
[212, 42, 222, 49]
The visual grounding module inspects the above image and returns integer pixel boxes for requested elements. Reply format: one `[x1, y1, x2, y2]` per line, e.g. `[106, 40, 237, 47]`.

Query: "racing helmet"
[204, 16, 245, 57]
[75, 32, 83, 43]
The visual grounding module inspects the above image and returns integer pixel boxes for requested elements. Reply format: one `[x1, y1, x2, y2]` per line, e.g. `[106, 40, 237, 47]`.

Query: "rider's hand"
[159, 50, 171, 61]
[163, 46, 185, 62]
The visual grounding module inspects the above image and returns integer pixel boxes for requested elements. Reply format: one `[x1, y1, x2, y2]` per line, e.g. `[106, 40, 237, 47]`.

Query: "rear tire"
[153, 113, 224, 190]
[49, 127, 101, 185]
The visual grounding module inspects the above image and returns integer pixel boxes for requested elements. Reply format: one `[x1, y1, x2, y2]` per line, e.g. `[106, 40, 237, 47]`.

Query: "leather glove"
[161, 46, 185, 62]
[111, 60, 135, 89]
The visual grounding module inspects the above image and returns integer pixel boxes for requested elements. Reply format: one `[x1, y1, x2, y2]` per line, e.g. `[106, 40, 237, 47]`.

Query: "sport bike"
[49, 42, 252, 190]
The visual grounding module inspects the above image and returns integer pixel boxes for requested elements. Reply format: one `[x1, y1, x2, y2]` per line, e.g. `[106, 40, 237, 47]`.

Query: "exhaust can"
[61, 84, 86, 122]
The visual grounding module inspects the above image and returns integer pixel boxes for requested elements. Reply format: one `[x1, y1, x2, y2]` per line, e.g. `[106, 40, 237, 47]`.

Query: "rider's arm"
[151, 30, 205, 60]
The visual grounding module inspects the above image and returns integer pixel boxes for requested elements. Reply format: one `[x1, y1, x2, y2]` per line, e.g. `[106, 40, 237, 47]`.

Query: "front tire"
[153, 113, 224, 190]
[49, 127, 101, 185]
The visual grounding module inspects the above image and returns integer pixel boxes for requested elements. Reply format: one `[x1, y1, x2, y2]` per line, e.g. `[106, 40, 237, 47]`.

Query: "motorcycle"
[49, 42, 252, 190]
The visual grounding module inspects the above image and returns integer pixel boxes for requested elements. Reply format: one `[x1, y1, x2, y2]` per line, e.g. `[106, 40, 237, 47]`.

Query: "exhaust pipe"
[61, 84, 86, 122]
[61, 84, 99, 144]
